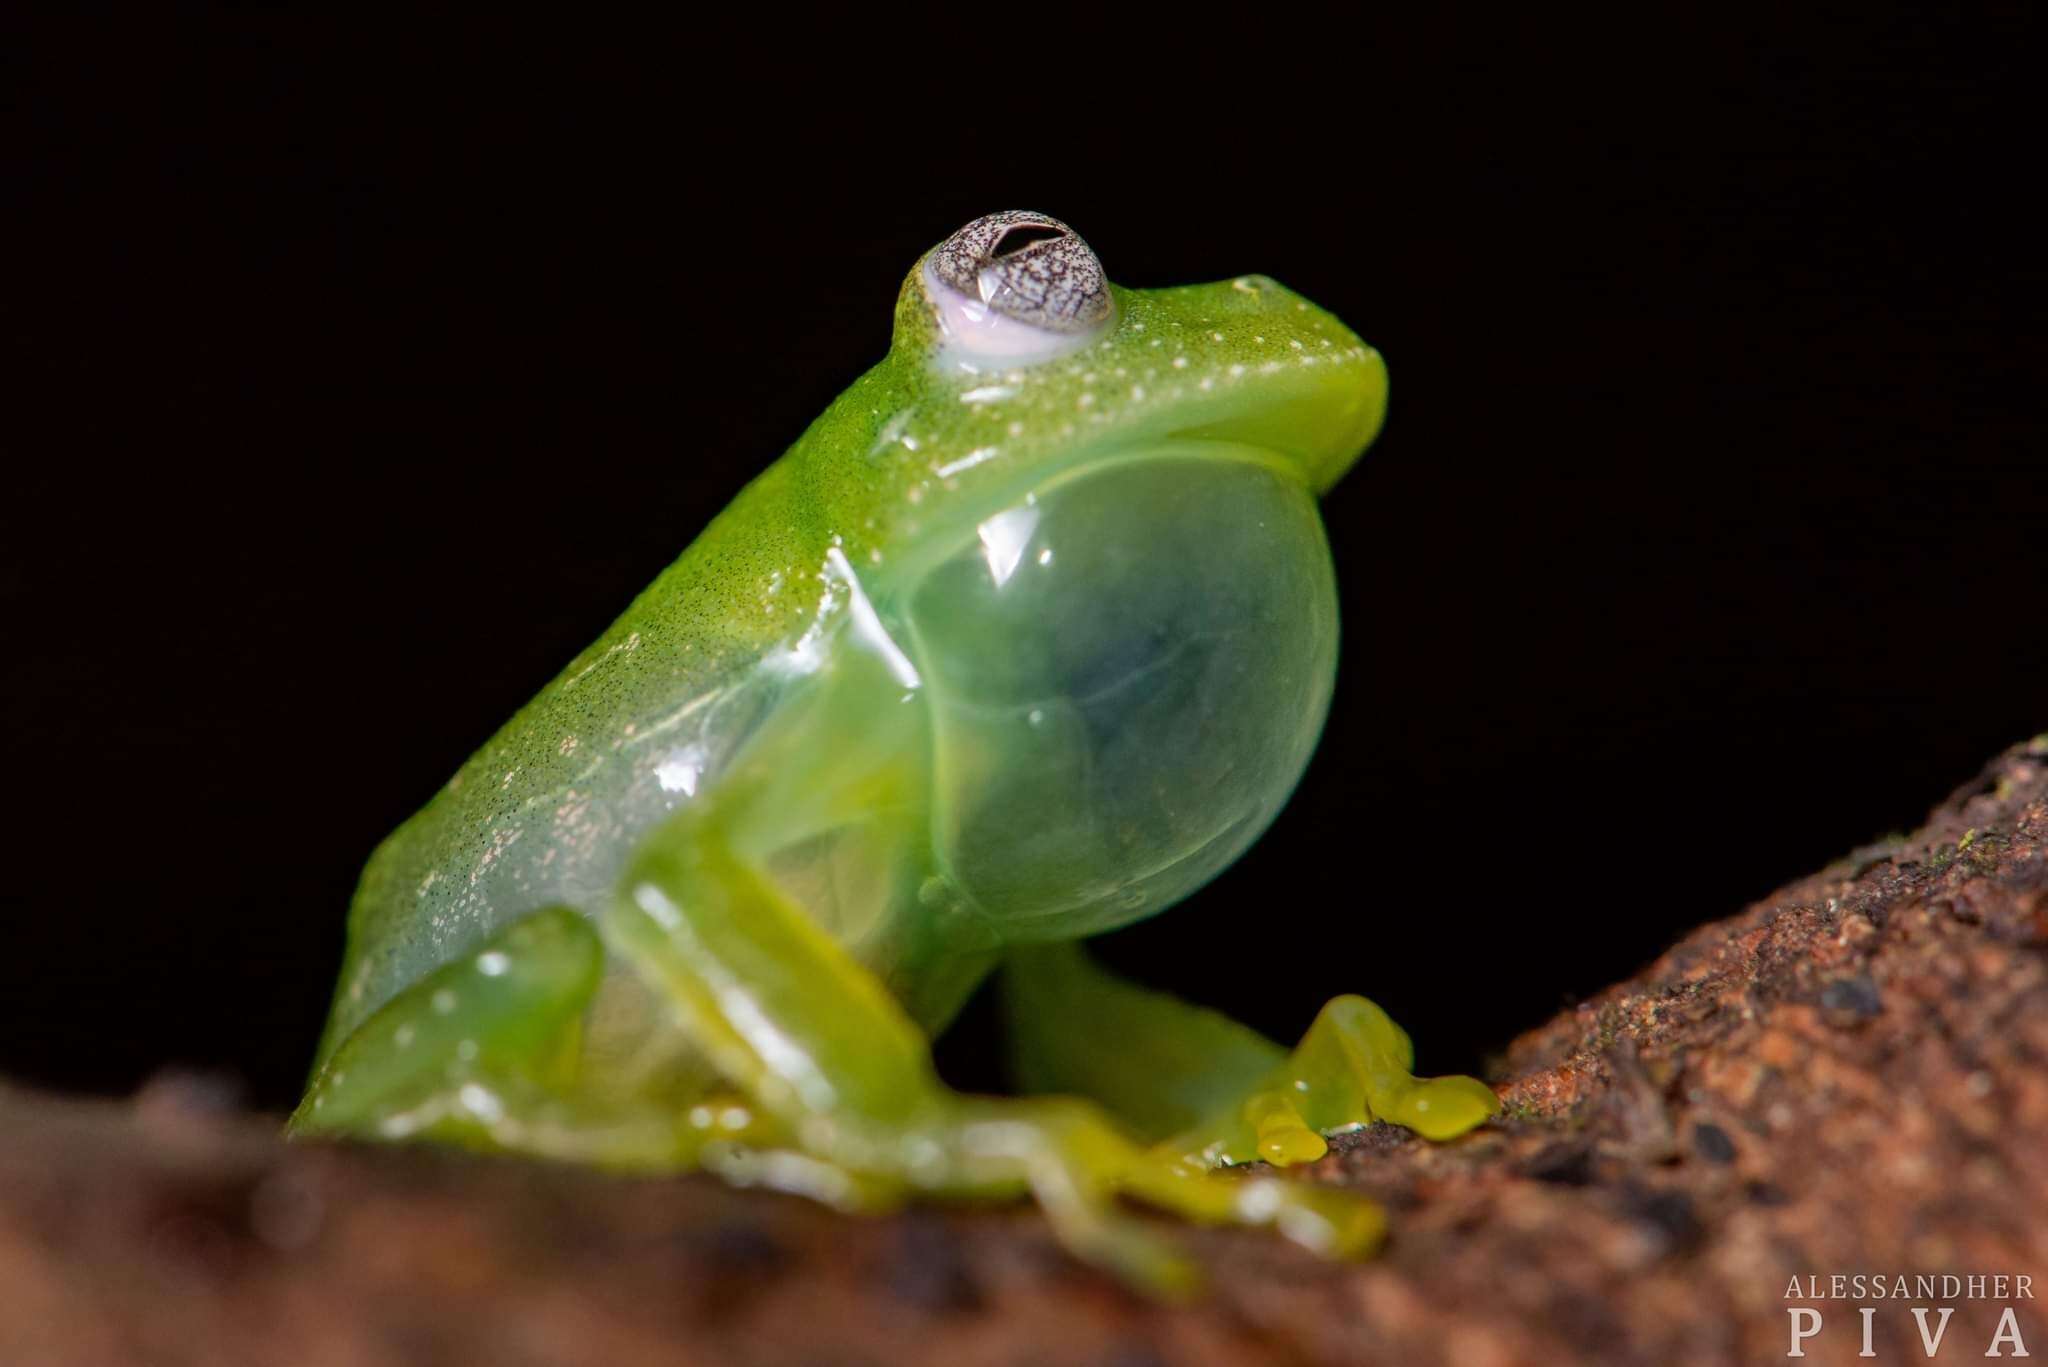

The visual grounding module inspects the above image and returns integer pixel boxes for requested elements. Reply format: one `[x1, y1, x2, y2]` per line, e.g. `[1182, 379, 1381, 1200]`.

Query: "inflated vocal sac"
[906, 446, 1339, 939]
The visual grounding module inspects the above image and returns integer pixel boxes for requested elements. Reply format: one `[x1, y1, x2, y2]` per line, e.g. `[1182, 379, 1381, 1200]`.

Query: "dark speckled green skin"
[313, 256, 1388, 1071]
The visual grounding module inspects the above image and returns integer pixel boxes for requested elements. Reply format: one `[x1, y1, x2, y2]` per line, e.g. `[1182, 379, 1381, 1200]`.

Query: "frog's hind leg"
[291, 906, 787, 1171]
[1001, 941, 1500, 1171]
[601, 795, 1385, 1289]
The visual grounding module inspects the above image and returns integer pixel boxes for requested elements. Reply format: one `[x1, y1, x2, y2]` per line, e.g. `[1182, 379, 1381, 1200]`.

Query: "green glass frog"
[293, 211, 1497, 1293]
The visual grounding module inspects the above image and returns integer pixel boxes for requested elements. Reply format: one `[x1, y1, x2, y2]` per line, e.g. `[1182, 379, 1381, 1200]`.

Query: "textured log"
[4, 738, 2046, 1366]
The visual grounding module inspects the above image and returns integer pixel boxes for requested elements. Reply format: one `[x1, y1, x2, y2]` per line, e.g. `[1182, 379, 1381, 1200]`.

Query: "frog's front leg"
[1003, 941, 1500, 1171]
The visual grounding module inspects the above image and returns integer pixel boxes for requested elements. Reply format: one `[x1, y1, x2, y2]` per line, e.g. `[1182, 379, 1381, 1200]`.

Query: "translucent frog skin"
[294, 212, 1498, 1293]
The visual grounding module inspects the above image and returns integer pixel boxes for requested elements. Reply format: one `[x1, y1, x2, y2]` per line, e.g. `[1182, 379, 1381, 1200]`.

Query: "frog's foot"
[1168, 995, 1501, 1169]
[1001, 943, 1497, 1173]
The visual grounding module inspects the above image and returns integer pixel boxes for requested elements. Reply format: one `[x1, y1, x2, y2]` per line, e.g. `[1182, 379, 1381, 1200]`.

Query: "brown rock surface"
[5, 739, 2046, 1366]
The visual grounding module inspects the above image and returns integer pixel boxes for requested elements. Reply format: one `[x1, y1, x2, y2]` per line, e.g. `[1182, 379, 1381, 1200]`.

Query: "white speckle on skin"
[476, 951, 510, 977]
[432, 989, 457, 1015]
[377, 1110, 423, 1139]
[458, 1083, 504, 1124]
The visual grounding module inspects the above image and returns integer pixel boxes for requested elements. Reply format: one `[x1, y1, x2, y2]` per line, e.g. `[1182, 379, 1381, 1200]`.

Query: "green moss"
[1928, 828, 2005, 877]
[1964, 829, 2005, 875]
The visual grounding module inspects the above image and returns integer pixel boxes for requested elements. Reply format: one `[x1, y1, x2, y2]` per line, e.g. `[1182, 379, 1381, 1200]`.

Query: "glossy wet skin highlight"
[296, 212, 1495, 1295]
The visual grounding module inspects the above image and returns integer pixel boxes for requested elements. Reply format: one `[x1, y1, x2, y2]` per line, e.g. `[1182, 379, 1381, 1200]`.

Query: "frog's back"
[316, 450, 845, 1063]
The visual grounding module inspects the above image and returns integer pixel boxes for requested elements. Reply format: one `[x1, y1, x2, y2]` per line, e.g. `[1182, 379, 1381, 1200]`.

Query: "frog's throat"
[875, 438, 1304, 595]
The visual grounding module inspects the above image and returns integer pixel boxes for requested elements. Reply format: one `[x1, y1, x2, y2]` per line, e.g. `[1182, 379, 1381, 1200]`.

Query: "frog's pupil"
[989, 225, 1065, 259]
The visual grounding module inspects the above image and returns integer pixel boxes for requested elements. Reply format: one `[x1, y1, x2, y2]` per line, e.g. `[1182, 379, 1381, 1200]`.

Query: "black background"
[5, 12, 2041, 1110]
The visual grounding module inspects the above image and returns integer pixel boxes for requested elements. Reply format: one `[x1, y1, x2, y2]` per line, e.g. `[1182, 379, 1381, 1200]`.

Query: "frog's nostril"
[990, 224, 1066, 259]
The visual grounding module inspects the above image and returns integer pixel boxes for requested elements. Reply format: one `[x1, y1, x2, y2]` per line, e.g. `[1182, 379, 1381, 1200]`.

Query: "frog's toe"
[1380, 1071, 1504, 1141]
[1243, 1086, 1331, 1164]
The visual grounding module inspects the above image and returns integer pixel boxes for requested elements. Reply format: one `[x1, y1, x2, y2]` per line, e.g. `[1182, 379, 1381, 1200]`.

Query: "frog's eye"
[923, 211, 1113, 366]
